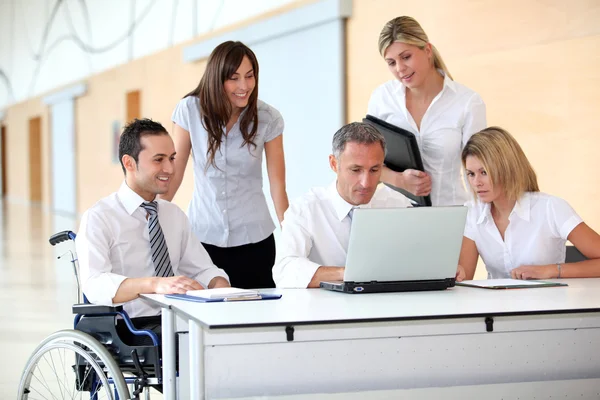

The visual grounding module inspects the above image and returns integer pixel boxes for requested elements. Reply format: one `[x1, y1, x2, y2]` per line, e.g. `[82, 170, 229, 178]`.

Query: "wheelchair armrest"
[72, 303, 124, 315]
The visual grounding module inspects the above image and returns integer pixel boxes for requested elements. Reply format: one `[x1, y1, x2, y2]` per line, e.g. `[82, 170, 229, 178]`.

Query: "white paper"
[461, 279, 550, 287]
[186, 287, 259, 299]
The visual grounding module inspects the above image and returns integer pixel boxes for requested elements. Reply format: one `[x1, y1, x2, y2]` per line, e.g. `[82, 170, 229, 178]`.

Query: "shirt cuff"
[275, 257, 321, 289]
[194, 267, 230, 288]
[559, 215, 584, 239]
[83, 273, 128, 306]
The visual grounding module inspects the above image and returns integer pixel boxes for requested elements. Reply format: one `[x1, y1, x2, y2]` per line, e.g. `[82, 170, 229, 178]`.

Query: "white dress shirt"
[172, 96, 284, 247]
[273, 182, 412, 288]
[464, 192, 583, 279]
[76, 182, 229, 318]
[368, 72, 487, 206]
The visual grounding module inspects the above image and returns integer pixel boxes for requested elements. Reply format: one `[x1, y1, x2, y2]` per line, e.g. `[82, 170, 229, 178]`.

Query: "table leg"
[161, 307, 176, 400]
[189, 319, 205, 399]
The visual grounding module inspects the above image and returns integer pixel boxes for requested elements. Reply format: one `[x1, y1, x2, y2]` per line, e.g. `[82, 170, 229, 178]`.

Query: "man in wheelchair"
[76, 118, 230, 394]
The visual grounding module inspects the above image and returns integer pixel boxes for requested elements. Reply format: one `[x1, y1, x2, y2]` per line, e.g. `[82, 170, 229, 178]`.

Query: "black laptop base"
[320, 278, 456, 294]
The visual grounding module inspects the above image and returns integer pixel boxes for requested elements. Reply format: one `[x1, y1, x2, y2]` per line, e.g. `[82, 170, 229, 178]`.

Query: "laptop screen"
[344, 207, 467, 282]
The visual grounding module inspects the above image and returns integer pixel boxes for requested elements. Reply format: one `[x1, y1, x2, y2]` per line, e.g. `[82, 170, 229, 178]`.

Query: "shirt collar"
[117, 181, 151, 216]
[328, 180, 380, 221]
[476, 193, 532, 224]
[476, 201, 492, 225]
[510, 193, 531, 222]
[394, 69, 456, 96]
[329, 181, 354, 221]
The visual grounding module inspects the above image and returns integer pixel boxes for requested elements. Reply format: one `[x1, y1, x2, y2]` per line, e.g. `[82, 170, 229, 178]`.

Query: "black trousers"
[202, 234, 276, 289]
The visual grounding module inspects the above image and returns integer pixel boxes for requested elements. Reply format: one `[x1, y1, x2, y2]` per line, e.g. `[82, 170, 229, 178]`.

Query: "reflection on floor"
[0, 201, 78, 398]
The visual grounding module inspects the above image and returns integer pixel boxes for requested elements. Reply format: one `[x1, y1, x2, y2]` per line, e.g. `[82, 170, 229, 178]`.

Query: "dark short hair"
[118, 118, 168, 174]
[332, 122, 386, 158]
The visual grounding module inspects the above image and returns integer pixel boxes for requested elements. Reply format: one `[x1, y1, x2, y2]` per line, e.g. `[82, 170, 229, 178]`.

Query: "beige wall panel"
[75, 46, 207, 213]
[4, 100, 50, 205]
[451, 35, 600, 231]
[76, 67, 125, 213]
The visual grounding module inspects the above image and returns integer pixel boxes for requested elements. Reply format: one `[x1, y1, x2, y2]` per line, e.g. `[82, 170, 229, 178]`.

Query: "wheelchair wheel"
[17, 329, 130, 400]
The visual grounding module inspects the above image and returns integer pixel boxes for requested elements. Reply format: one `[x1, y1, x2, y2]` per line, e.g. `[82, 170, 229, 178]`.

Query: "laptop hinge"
[285, 325, 295, 342]
[485, 316, 494, 332]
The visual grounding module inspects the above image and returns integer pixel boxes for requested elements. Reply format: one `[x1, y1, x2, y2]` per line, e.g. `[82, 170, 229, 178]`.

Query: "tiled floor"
[0, 202, 78, 398]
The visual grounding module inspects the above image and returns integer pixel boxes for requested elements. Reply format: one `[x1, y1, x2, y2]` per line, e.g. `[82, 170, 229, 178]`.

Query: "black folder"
[363, 115, 432, 206]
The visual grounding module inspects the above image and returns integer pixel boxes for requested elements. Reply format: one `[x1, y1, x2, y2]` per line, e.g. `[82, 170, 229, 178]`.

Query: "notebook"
[186, 287, 261, 300]
[456, 279, 568, 289]
[165, 292, 282, 303]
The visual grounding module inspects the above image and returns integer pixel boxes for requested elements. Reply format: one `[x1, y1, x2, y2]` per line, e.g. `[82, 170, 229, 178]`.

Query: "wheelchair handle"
[49, 230, 76, 246]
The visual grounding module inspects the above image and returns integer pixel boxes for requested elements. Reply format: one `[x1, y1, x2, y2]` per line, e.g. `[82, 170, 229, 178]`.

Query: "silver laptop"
[320, 206, 467, 293]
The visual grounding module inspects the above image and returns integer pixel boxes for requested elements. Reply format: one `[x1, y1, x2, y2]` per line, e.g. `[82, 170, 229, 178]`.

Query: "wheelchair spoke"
[46, 350, 66, 398]
[90, 381, 106, 400]
[30, 362, 59, 400]
[28, 375, 59, 400]
[58, 347, 71, 399]
[77, 361, 94, 393]
[19, 333, 128, 400]
[41, 351, 73, 398]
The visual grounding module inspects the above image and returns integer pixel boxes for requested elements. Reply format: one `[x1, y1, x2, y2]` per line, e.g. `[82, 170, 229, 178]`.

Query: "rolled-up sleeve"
[76, 210, 127, 306]
[176, 210, 229, 287]
[273, 207, 320, 288]
[547, 196, 584, 240]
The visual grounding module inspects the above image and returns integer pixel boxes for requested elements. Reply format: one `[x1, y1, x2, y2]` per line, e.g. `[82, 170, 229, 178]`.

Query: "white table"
[142, 279, 600, 399]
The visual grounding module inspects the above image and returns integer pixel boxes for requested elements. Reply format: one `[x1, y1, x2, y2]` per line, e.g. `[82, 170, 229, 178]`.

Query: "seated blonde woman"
[456, 127, 600, 281]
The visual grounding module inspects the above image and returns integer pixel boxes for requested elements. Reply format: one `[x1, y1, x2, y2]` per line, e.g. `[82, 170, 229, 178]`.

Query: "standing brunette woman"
[161, 41, 288, 289]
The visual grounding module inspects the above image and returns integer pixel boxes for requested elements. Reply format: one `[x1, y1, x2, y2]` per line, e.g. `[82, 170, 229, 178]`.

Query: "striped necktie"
[140, 201, 174, 277]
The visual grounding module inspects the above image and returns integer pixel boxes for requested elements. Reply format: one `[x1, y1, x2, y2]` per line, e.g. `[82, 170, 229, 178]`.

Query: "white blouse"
[464, 192, 583, 279]
[368, 72, 487, 206]
[172, 96, 284, 247]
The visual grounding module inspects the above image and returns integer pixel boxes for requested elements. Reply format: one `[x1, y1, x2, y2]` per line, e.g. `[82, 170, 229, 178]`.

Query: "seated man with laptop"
[273, 122, 413, 288]
[273, 121, 468, 292]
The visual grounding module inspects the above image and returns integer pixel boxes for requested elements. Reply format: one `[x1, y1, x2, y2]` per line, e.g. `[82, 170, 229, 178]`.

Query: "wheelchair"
[17, 231, 165, 400]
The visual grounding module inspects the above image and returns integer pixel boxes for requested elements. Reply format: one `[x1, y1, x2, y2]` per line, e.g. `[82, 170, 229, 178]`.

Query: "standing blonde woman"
[160, 41, 289, 289]
[368, 16, 487, 206]
[457, 127, 600, 281]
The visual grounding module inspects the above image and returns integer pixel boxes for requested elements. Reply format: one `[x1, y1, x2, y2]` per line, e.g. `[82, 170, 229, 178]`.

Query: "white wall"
[0, 0, 298, 109]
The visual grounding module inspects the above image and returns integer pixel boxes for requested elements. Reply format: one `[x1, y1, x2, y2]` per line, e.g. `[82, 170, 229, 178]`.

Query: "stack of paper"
[186, 287, 261, 300]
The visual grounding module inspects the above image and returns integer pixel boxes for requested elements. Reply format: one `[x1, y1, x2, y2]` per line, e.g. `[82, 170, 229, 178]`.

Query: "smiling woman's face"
[383, 41, 433, 89]
[223, 55, 256, 112]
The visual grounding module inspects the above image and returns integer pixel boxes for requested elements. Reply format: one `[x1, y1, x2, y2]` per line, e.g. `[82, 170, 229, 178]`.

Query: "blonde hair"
[461, 127, 539, 202]
[378, 16, 453, 80]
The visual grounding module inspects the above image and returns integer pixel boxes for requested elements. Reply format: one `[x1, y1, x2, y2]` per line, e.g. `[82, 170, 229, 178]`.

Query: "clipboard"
[363, 114, 431, 207]
[456, 279, 568, 290]
[165, 293, 283, 303]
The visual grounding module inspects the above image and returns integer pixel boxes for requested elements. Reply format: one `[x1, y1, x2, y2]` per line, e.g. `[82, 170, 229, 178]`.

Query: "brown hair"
[378, 16, 453, 80]
[462, 127, 540, 201]
[186, 41, 259, 169]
